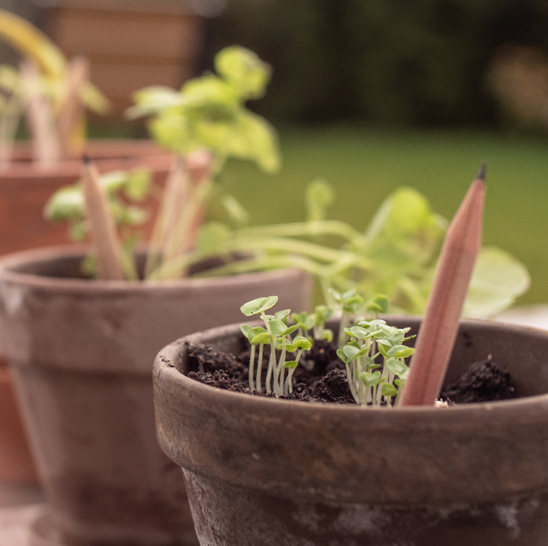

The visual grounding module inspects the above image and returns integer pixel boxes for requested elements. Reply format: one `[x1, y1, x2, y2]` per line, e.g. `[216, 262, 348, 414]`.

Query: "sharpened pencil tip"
[476, 162, 486, 181]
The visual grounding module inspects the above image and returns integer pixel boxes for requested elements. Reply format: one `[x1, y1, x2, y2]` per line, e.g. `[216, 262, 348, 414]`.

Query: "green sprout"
[337, 318, 414, 406]
[240, 296, 312, 396]
[240, 294, 415, 406]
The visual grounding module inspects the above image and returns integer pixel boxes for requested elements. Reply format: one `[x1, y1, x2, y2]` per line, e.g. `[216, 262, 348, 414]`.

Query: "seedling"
[337, 319, 414, 406]
[240, 294, 414, 405]
[240, 296, 312, 396]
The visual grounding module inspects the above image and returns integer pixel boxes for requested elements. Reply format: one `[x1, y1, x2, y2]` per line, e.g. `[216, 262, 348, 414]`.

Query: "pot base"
[185, 470, 547, 546]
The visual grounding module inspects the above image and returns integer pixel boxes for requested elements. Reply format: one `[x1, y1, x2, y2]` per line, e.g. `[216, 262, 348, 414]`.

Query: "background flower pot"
[0, 138, 172, 490]
[0, 139, 172, 255]
[154, 317, 548, 546]
[0, 245, 312, 545]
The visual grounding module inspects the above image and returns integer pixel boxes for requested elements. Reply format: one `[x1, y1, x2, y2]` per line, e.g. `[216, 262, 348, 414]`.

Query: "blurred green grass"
[222, 125, 548, 306]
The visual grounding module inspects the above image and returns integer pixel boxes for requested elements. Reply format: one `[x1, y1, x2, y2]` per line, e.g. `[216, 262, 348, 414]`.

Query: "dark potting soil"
[185, 338, 517, 405]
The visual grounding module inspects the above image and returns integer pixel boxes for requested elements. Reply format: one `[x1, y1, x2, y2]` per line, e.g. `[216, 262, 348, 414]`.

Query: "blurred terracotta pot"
[0, 245, 312, 545]
[0, 139, 172, 489]
[154, 317, 548, 546]
[0, 139, 172, 255]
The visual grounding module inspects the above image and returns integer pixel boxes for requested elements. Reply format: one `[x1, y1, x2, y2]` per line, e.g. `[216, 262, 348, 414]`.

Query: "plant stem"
[0, 87, 22, 169]
[248, 345, 256, 392]
[58, 56, 88, 159]
[399, 167, 485, 406]
[148, 150, 213, 280]
[20, 60, 60, 166]
[236, 220, 366, 244]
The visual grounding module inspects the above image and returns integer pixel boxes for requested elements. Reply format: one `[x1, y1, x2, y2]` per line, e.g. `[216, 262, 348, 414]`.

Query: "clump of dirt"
[441, 357, 516, 403]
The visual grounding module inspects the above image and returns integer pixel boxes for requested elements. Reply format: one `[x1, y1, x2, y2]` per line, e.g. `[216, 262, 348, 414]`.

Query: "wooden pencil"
[81, 155, 125, 280]
[399, 166, 486, 406]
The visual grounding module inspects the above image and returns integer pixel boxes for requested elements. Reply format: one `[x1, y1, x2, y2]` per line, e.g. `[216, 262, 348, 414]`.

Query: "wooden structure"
[37, 0, 219, 116]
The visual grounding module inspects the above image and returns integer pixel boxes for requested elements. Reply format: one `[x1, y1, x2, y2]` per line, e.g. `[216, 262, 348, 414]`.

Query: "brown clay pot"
[0, 139, 172, 255]
[0, 139, 172, 489]
[0, 245, 313, 545]
[154, 317, 548, 546]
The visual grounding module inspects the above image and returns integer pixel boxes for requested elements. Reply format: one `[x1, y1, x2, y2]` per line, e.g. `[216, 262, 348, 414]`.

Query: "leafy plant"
[45, 45, 529, 320]
[0, 9, 110, 166]
[240, 296, 312, 396]
[337, 318, 414, 406]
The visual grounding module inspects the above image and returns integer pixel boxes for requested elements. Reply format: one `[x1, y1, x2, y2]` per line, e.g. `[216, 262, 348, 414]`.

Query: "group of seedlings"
[240, 291, 415, 407]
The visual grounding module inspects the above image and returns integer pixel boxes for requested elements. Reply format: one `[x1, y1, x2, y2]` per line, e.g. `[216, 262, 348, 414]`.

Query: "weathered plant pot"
[0, 245, 312, 546]
[154, 317, 548, 546]
[0, 139, 172, 490]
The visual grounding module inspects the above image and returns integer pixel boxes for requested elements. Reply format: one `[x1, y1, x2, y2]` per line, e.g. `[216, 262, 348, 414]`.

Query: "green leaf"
[463, 246, 530, 319]
[223, 110, 281, 172]
[339, 344, 362, 362]
[282, 324, 299, 337]
[127, 85, 182, 119]
[214, 45, 271, 100]
[366, 294, 389, 314]
[240, 324, 252, 339]
[269, 319, 287, 337]
[124, 169, 151, 201]
[44, 185, 83, 221]
[274, 309, 291, 320]
[284, 360, 299, 369]
[292, 336, 312, 350]
[385, 357, 409, 377]
[387, 345, 415, 359]
[251, 332, 270, 345]
[365, 187, 447, 266]
[361, 370, 382, 387]
[381, 383, 398, 397]
[240, 296, 279, 316]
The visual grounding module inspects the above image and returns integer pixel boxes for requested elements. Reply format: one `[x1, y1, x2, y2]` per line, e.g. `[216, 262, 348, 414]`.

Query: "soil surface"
[185, 338, 517, 405]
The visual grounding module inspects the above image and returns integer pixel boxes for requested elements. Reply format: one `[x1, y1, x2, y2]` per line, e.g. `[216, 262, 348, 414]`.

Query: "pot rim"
[0, 139, 171, 179]
[157, 317, 548, 416]
[0, 244, 309, 294]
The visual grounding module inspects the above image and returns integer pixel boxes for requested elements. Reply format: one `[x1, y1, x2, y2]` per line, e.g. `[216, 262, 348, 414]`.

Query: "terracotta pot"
[154, 317, 548, 546]
[0, 139, 172, 491]
[0, 139, 172, 255]
[0, 245, 313, 545]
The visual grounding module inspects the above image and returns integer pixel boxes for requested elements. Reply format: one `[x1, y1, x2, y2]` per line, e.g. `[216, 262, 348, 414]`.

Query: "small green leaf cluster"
[239, 294, 414, 407]
[128, 45, 280, 174]
[240, 296, 332, 396]
[44, 169, 151, 242]
[337, 319, 414, 406]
